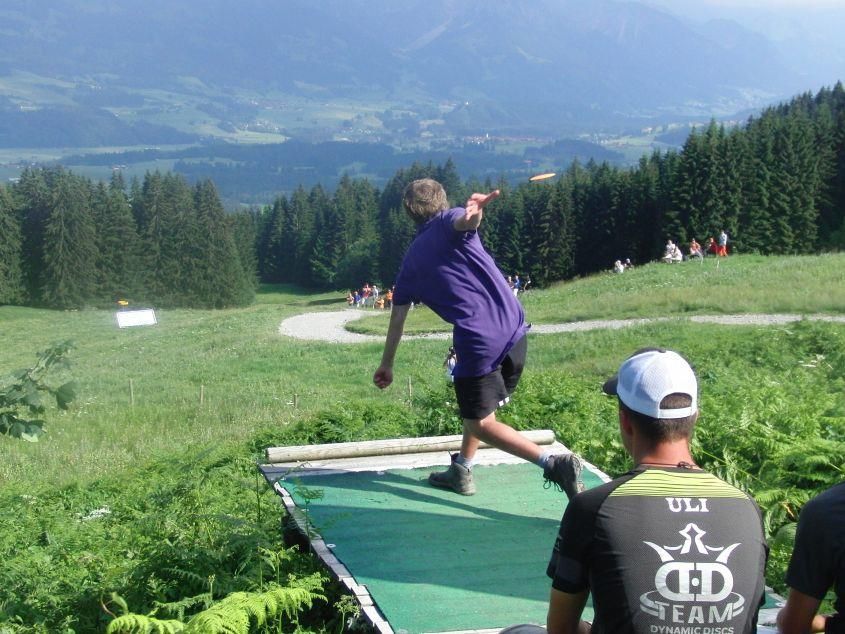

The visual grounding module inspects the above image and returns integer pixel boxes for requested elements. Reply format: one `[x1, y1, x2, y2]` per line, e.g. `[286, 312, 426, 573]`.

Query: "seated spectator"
[706, 236, 718, 256]
[624, 258, 633, 269]
[663, 240, 683, 263]
[546, 348, 767, 634]
[689, 239, 703, 260]
[346, 290, 355, 306]
[671, 243, 683, 263]
[613, 260, 625, 274]
[375, 297, 385, 310]
[777, 481, 844, 634]
[385, 288, 394, 309]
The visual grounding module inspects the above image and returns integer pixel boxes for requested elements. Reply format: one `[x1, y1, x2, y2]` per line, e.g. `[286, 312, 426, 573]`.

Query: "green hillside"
[0, 255, 842, 631]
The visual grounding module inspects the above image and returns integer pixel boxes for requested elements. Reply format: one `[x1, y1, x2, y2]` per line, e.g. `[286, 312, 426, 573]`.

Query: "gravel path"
[279, 310, 845, 343]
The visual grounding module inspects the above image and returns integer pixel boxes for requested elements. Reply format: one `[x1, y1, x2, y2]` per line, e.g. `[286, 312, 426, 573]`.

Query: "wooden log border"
[266, 429, 556, 463]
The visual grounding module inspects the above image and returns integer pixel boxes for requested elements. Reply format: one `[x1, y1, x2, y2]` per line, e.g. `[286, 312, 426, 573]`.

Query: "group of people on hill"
[507, 274, 532, 297]
[347, 283, 393, 310]
[662, 230, 730, 264]
[371, 178, 842, 634]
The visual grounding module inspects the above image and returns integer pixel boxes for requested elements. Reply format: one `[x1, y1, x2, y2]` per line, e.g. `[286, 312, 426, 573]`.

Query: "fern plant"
[106, 573, 326, 634]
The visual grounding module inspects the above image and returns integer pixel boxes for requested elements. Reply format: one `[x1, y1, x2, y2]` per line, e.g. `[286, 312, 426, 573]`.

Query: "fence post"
[129, 379, 135, 406]
[407, 377, 413, 406]
[200, 384, 205, 405]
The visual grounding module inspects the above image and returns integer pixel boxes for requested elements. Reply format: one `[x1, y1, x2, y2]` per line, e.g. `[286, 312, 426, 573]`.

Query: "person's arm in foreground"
[453, 189, 500, 232]
[373, 303, 411, 389]
[547, 588, 591, 634]
[777, 589, 827, 634]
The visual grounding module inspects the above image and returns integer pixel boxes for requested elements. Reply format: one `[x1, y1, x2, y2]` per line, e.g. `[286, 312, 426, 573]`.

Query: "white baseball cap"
[602, 348, 698, 419]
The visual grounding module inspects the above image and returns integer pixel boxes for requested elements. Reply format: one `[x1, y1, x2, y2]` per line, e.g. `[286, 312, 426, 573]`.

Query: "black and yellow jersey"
[548, 466, 768, 634]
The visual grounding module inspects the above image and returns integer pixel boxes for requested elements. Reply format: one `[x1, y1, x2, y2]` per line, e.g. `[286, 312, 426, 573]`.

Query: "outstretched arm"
[453, 190, 500, 232]
[373, 303, 411, 389]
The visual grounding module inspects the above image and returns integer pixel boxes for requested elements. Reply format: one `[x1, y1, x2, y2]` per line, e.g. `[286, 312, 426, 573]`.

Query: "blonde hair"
[402, 179, 448, 224]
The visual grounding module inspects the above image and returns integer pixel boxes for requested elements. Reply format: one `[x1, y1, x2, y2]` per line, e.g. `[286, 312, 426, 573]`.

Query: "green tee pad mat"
[280, 462, 603, 633]
[269, 461, 783, 633]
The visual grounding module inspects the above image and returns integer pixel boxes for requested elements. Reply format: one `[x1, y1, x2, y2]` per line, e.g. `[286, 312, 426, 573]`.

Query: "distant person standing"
[444, 346, 458, 382]
[718, 230, 729, 257]
[523, 274, 533, 291]
[373, 178, 583, 498]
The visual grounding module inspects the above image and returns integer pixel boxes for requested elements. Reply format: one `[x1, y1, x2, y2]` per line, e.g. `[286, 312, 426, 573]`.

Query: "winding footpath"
[279, 310, 845, 344]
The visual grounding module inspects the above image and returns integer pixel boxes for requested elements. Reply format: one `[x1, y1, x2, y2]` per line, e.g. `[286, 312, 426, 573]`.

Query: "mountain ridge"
[0, 0, 813, 135]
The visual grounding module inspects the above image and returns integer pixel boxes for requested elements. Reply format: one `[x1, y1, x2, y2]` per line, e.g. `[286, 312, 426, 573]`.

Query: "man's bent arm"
[453, 190, 500, 232]
[547, 588, 590, 634]
[373, 303, 411, 389]
[777, 588, 826, 634]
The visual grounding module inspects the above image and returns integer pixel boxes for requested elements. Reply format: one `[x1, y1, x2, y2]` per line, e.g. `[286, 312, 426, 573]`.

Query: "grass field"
[1, 256, 843, 631]
[348, 253, 845, 335]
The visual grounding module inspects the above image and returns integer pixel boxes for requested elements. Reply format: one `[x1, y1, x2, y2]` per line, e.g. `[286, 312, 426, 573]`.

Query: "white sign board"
[116, 309, 158, 328]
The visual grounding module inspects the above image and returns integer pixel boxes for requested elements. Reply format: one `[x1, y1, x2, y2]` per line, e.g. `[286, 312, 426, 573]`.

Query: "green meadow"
[348, 253, 845, 335]
[1, 255, 843, 631]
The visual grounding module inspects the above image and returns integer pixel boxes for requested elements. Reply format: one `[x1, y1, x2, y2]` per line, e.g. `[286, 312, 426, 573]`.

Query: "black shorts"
[453, 335, 527, 420]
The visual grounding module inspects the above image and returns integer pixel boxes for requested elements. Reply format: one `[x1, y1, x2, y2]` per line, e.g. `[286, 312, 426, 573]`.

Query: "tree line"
[256, 84, 845, 290]
[1, 84, 843, 309]
[0, 169, 256, 309]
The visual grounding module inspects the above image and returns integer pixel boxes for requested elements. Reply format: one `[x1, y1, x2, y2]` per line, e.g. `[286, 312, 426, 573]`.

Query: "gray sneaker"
[543, 453, 585, 499]
[429, 455, 476, 495]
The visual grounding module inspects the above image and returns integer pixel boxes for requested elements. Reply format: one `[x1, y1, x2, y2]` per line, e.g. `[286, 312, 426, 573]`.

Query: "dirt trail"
[279, 310, 845, 343]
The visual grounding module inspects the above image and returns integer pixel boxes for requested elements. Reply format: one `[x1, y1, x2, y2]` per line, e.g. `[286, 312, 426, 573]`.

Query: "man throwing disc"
[373, 178, 583, 498]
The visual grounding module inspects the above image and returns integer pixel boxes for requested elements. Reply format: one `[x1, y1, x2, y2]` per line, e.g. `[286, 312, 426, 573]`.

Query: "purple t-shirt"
[392, 207, 527, 378]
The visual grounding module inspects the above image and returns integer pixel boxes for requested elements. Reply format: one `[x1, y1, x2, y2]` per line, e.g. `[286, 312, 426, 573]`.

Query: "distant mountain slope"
[0, 0, 807, 133]
[0, 106, 196, 148]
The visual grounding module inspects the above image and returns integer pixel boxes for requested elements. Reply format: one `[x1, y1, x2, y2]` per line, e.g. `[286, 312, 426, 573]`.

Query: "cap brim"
[602, 375, 619, 396]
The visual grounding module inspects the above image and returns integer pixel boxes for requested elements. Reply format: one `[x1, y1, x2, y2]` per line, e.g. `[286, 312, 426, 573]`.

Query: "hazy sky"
[651, 0, 845, 7]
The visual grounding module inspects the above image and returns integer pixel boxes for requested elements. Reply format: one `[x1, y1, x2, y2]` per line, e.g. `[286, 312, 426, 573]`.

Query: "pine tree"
[41, 171, 97, 308]
[812, 101, 840, 248]
[627, 154, 662, 263]
[336, 178, 380, 288]
[258, 197, 285, 282]
[288, 186, 316, 286]
[546, 178, 575, 280]
[136, 172, 197, 306]
[735, 115, 772, 252]
[573, 162, 619, 275]
[0, 186, 24, 304]
[91, 181, 141, 303]
[489, 181, 524, 276]
[230, 209, 259, 292]
[307, 185, 341, 288]
[191, 180, 252, 307]
[14, 168, 52, 302]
